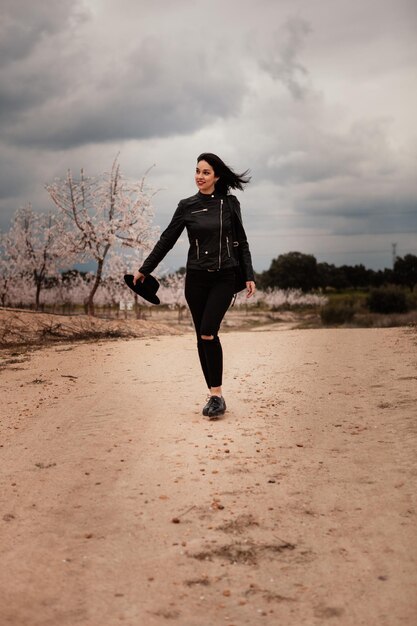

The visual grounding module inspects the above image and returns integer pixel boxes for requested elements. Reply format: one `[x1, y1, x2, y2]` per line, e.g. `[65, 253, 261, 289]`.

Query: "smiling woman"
[195, 161, 218, 195]
[133, 153, 256, 419]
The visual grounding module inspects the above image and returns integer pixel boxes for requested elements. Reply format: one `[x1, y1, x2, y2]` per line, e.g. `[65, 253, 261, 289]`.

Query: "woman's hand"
[246, 281, 256, 298]
[133, 271, 145, 286]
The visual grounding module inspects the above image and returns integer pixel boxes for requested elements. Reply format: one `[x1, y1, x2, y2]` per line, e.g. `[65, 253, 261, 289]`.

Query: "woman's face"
[195, 160, 219, 195]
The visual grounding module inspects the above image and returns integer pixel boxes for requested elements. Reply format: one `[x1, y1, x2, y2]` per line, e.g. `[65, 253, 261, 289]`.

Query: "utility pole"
[392, 243, 397, 268]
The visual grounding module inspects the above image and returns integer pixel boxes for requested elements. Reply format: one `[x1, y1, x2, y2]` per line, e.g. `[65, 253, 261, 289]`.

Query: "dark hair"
[197, 152, 251, 195]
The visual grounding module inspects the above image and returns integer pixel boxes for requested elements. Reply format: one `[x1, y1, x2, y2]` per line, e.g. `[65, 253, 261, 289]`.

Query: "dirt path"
[1, 328, 416, 626]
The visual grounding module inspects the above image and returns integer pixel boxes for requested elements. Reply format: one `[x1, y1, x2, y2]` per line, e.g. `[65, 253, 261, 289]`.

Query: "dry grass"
[0, 307, 182, 350]
[1, 306, 414, 356]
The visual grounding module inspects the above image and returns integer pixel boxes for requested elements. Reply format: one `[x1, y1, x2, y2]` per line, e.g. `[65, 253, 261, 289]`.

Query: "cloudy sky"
[1, 0, 416, 273]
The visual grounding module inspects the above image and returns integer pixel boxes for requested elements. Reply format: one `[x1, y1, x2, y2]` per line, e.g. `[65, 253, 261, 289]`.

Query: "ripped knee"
[201, 334, 214, 341]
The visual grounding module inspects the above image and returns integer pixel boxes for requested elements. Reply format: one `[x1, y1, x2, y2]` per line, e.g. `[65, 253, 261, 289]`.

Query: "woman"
[133, 153, 256, 419]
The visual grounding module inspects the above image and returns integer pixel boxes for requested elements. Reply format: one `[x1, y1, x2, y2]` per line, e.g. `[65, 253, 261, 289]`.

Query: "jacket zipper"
[196, 238, 200, 259]
[191, 208, 208, 214]
[226, 236, 231, 258]
[218, 199, 223, 269]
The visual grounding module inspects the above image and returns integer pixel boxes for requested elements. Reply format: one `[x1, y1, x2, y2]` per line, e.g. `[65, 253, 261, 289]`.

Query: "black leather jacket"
[139, 191, 255, 281]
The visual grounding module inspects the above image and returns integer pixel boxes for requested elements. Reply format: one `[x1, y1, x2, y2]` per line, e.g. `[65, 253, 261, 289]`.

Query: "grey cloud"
[0, 1, 90, 125]
[291, 181, 417, 238]
[2, 32, 247, 149]
[0, 1, 86, 67]
[259, 18, 312, 99]
[0, 0, 416, 272]
[0, 69, 67, 126]
[0, 156, 31, 200]
[264, 118, 397, 185]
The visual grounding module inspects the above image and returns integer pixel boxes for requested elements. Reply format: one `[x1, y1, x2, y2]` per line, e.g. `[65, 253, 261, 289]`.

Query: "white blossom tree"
[159, 272, 187, 321]
[234, 287, 327, 311]
[256, 288, 327, 310]
[100, 252, 131, 309]
[0, 234, 14, 307]
[40, 270, 92, 314]
[2, 205, 70, 310]
[45, 157, 158, 315]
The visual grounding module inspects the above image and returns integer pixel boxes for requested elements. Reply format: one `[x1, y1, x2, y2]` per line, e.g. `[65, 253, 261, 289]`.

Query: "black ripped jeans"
[185, 268, 235, 389]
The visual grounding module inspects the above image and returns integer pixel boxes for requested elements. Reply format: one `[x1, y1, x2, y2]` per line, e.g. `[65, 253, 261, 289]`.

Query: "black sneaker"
[202, 396, 214, 416]
[207, 396, 226, 419]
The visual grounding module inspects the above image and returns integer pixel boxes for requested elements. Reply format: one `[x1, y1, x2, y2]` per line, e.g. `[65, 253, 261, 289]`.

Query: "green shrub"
[367, 286, 408, 314]
[320, 302, 355, 326]
[407, 290, 417, 310]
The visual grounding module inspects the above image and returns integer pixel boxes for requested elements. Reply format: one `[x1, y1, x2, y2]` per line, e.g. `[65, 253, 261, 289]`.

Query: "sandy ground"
[1, 327, 416, 626]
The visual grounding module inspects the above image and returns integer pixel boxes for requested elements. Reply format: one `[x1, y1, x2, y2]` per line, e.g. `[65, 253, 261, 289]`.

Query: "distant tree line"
[255, 251, 417, 292]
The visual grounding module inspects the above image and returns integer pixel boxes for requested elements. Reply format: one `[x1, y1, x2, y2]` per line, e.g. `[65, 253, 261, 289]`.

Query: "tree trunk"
[134, 294, 141, 319]
[35, 281, 42, 311]
[86, 260, 104, 316]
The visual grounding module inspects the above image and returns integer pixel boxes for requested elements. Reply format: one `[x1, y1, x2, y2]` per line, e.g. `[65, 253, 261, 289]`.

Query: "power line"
[249, 232, 417, 238]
